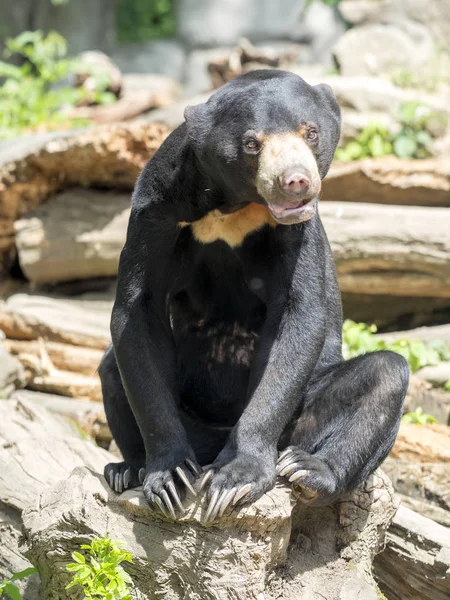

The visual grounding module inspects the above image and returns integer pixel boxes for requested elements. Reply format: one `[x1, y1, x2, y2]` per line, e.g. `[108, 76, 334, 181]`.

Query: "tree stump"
[23, 466, 397, 599]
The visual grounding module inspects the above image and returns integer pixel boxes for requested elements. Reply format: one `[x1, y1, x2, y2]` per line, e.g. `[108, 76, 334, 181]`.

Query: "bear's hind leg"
[278, 350, 409, 504]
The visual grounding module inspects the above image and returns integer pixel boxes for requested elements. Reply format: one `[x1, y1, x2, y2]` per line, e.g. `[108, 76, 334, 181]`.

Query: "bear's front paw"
[200, 451, 277, 522]
[142, 449, 202, 519]
[277, 446, 340, 505]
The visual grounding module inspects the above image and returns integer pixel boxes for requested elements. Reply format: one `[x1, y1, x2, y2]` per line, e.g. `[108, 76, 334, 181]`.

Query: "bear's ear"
[184, 103, 210, 146]
[314, 83, 341, 121]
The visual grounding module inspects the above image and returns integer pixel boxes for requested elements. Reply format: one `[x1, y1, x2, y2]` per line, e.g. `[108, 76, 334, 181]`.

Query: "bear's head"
[184, 70, 341, 225]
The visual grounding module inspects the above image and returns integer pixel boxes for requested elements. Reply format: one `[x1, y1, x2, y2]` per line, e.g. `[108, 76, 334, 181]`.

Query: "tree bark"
[374, 505, 450, 600]
[0, 122, 168, 272]
[23, 467, 398, 600]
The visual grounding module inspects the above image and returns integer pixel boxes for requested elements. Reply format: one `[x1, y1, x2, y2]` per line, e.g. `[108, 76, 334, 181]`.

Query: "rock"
[333, 23, 434, 77]
[374, 504, 450, 600]
[0, 292, 112, 349]
[14, 188, 131, 284]
[0, 122, 168, 273]
[0, 342, 26, 398]
[320, 201, 450, 298]
[23, 467, 397, 600]
[390, 422, 450, 463]
[323, 157, 450, 207]
[111, 40, 186, 81]
[339, 0, 450, 49]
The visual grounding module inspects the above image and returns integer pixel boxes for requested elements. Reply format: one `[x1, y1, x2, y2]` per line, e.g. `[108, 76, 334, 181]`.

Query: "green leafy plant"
[117, 0, 175, 42]
[336, 102, 447, 161]
[0, 567, 38, 600]
[444, 379, 450, 392]
[342, 320, 450, 374]
[0, 30, 114, 140]
[402, 406, 437, 425]
[66, 537, 133, 600]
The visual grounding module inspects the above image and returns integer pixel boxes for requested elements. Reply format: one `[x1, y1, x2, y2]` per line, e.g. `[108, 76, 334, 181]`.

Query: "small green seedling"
[0, 567, 38, 600]
[66, 537, 133, 600]
[402, 406, 437, 425]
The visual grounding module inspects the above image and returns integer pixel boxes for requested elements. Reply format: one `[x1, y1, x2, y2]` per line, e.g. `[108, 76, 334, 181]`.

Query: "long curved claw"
[153, 495, 171, 519]
[175, 466, 197, 497]
[208, 490, 228, 522]
[232, 484, 252, 506]
[115, 472, 123, 493]
[276, 456, 296, 474]
[123, 468, 131, 489]
[218, 487, 237, 517]
[108, 470, 114, 489]
[288, 469, 309, 483]
[198, 469, 214, 492]
[185, 458, 202, 477]
[160, 489, 177, 519]
[204, 489, 220, 523]
[278, 447, 293, 462]
[278, 462, 298, 478]
[166, 480, 185, 514]
[138, 468, 145, 484]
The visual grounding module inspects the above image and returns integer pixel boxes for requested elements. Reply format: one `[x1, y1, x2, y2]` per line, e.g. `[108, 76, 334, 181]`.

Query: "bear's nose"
[278, 167, 311, 195]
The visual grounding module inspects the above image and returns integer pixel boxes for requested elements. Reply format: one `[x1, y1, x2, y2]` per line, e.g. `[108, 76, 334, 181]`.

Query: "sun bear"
[100, 70, 409, 521]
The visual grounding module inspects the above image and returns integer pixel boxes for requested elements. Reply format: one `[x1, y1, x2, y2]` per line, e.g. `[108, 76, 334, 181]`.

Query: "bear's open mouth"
[267, 197, 317, 223]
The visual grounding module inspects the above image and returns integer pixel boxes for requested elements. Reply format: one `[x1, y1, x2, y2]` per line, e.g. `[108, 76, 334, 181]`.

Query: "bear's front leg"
[201, 444, 278, 522]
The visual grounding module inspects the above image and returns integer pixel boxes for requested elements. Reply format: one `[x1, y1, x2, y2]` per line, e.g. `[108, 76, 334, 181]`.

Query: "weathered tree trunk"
[0, 398, 115, 598]
[320, 202, 450, 298]
[0, 123, 168, 272]
[23, 467, 397, 600]
[374, 505, 450, 600]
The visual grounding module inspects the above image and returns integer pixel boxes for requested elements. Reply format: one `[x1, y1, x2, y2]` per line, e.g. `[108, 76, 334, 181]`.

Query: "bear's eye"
[307, 128, 318, 142]
[244, 138, 260, 153]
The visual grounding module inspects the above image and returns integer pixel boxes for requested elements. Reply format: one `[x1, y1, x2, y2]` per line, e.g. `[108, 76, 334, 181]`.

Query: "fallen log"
[4, 339, 103, 376]
[0, 398, 115, 597]
[11, 389, 111, 446]
[374, 504, 450, 600]
[320, 202, 450, 298]
[0, 122, 168, 273]
[12, 197, 450, 300]
[15, 341, 102, 402]
[0, 293, 111, 349]
[323, 157, 450, 207]
[390, 422, 450, 463]
[14, 188, 131, 284]
[23, 467, 397, 600]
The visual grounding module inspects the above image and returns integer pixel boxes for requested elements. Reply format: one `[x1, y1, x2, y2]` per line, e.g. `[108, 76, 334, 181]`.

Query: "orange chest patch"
[179, 203, 277, 247]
